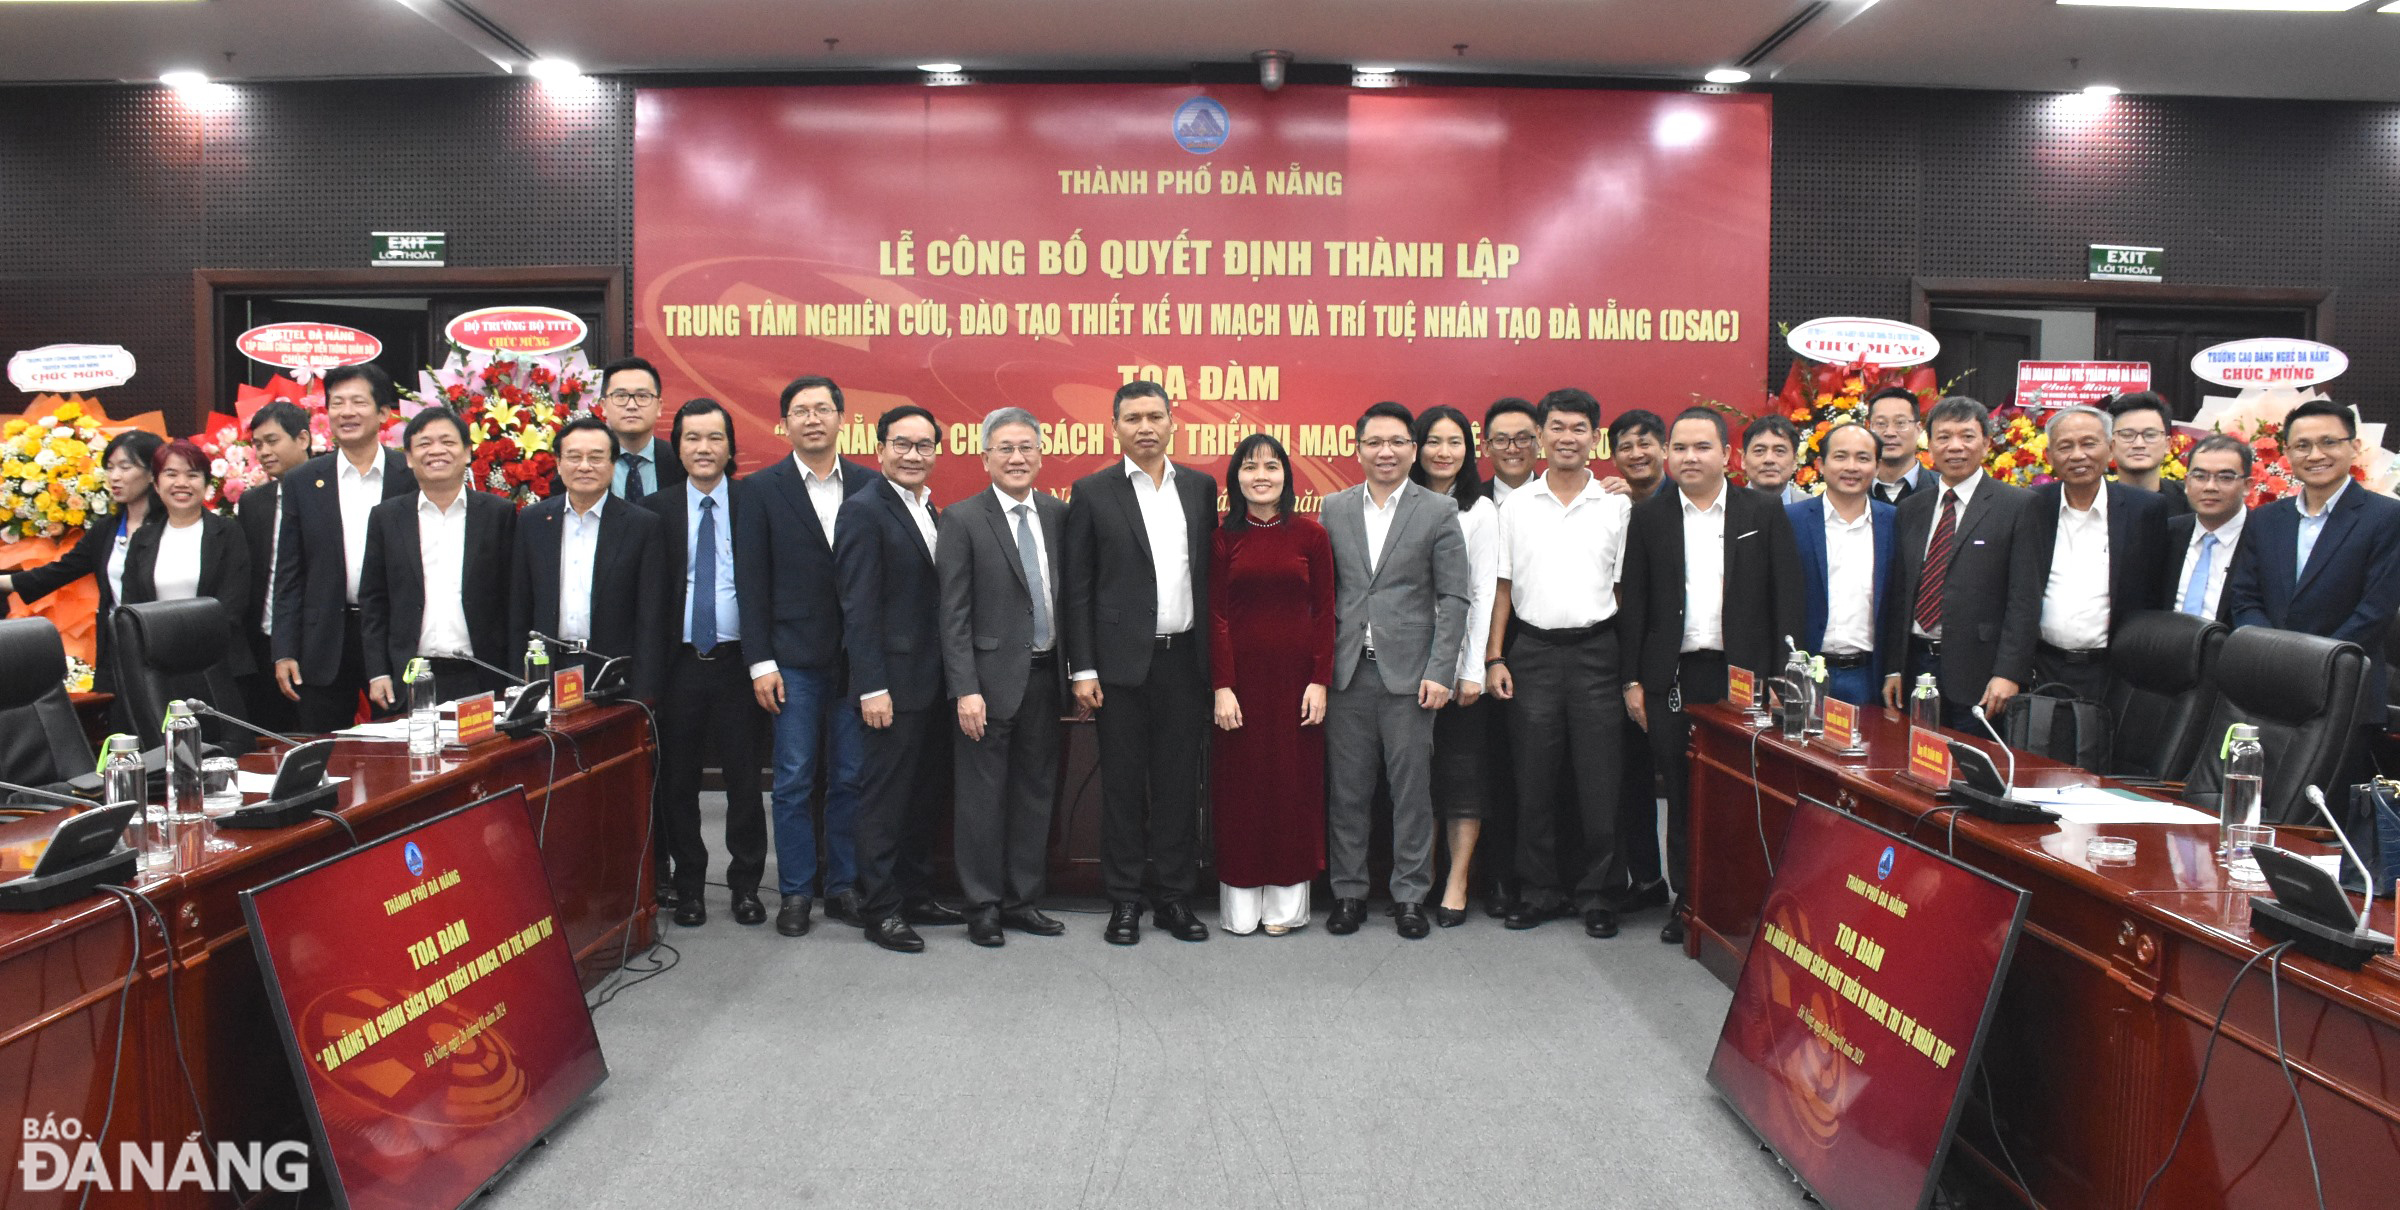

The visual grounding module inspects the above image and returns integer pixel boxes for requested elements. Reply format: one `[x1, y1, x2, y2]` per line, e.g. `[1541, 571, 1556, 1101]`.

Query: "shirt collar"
[1824, 498, 1873, 531]
[616, 434, 655, 462]
[566, 491, 608, 521]
[417, 490, 466, 518]
[1122, 456, 1174, 489]
[990, 484, 1037, 513]
[1678, 482, 1728, 517]
[2302, 478, 2351, 519]
[2199, 506, 2246, 544]
[1530, 468, 1595, 508]
[795, 454, 843, 486]
[2060, 482, 2109, 522]
[1364, 482, 1405, 513]
[890, 480, 931, 509]
[338, 446, 387, 483]
[688, 478, 728, 509]
[1938, 468, 1984, 508]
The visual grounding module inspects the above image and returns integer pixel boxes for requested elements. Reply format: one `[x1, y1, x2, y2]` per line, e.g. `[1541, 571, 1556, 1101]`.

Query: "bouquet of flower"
[405, 348, 596, 508]
[1982, 404, 2051, 488]
[1768, 352, 1939, 493]
[2194, 385, 2399, 506]
[0, 398, 114, 542]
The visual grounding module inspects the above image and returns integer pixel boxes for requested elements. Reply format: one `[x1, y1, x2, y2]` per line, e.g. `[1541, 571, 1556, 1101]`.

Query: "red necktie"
[1912, 489, 1959, 634]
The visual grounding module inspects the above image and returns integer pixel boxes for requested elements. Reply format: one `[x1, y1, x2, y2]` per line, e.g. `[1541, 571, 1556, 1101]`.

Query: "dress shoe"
[1660, 896, 1688, 945]
[673, 896, 707, 927]
[1327, 897, 1368, 935]
[731, 891, 766, 926]
[823, 889, 866, 928]
[868, 916, 925, 953]
[1584, 907, 1620, 939]
[1482, 886, 1516, 919]
[654, 885, 679, 909]
[903, 899, 968, 926]
[1433, 905, 1467, 929]
[1612, 878, 1671, 914]
[1154, 901, 1209, 941]
[775, 894, 812, 937]
[1000, 905, 1066, 936]
[967, 906, 1005, 948]
[1395, 903, 1430, 939]
[1104, 901, 1142, 945]
[1505, 900, 1557, 930]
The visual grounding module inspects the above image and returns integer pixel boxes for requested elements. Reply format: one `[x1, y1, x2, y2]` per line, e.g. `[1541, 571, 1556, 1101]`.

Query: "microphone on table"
[1969, 705, 2019, 799]
[441, 652, 529, 688]
[2305, 785, 2378, 939]
[0, 778, 99, 811]
[177, 698, 303, 749]
[530, 631, 633, 701]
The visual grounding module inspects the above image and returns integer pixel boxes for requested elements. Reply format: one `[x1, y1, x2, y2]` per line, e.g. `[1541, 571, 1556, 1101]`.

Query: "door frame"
[1909, 278, 2333, 340]
[193, 266, 624, 406]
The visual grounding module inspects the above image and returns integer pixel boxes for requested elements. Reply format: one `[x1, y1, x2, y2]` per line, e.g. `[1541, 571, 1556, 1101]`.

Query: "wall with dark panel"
[2, 75, 2393, 432]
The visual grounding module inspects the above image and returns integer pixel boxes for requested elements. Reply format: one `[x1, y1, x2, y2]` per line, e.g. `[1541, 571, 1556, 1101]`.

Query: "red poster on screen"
[242, 787, 607, 1210]
[1709, 799, 2027, 1210]
[633, 84, 1770, 502]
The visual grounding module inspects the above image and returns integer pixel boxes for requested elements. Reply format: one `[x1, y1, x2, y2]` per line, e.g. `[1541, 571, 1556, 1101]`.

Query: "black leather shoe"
[1395, 903, 1430, 939]
[823, 889, 865, 928]
[731, 891, 766, 926]
[1327, 898, 1367, 935]
[1481, 885, 1515, 919]
[903, 899, 968, 926]
[1154, 901, 1209, 941]
[869, 916, 925, 953]
[967, 905, 1005, 948]
[673, 896, 707, 927]
[1612, 878, 1671, 914]
[775, 894, 812, 937]
[654, 884, 679, 908]
[1433, 905, 1467, 929]
[1000, 905, 1066, 936]
[1660, 897, 1687, 945]
[1584, 907, 1620, 939]
[1504, 900, 1553, 930]
[1104, 901, 1142, 945]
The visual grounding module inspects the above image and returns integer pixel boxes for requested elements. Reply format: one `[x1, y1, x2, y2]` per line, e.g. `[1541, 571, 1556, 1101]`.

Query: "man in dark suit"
[735, 375, 885, 937]
[1740, 414, 1809, 506]
[1865, 387, 1930, 505]
[596, 356, 685, 502]
[2106, 391, 2191, 520]
[640, 398, 769, 927]
[1064, 380, 1218, 946]
[273, 364, 417, 730]
[2020, 405, 2171, 704]
[236, 399, 312, 731]
[357, 406, 516, 707]
[938, 407, 1069, 947]
[1881, 396, 2043, 730]
[2166, 435, 2254, 622]
[1620, 406, 1803, 945]
[1787, 422, 1896, 707]
[837, 406, 963, 953]
[510, 416, 668, 702]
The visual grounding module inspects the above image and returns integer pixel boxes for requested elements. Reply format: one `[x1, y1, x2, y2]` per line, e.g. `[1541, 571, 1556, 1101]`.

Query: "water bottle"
[406, 656, 440, 755]
[1806, 655, 1829, 737]
[163, 702, 206, 822]
[1911, 673, 1942, 732]
[524, 636, 551, 686]
[101, 734, 163, 870]
[2220, 724, 2265, 862]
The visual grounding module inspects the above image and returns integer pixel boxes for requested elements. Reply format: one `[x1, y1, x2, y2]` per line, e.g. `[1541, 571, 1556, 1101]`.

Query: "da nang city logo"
[1877, 845, 1896, 881]
[1174, 97, 1230, 154]
[405, 840, 426, 877]
[18, 1117, 309, 1195]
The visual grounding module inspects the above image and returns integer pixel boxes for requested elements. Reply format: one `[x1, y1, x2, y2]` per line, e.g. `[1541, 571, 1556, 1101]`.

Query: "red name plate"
[1904, 726, 1952, 787]
[551, 665, 585, 713]
[454, 693, 498, 746]
[1728, 666, 1757, 713]
[1821, 697, 1860, 752]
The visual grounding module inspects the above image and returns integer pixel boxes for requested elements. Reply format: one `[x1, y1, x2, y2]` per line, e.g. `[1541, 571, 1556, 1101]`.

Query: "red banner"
[634, 83, 1769, 501]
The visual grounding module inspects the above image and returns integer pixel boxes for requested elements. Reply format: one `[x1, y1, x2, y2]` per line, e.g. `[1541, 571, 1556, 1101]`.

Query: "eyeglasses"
[2286, 438, 2355, 458]
[885, 439, 938, 457]
[603, 390, 661, 405]
[1486, 434, 1538, 450]
[787, 404, 839, 420]
[558, 452, 613, 468]
[1359, 438, 1416, 452]
[988, 442, 1039, 458]
[2115, 428, 2165, 444]
[2184, 470, 2245, 487]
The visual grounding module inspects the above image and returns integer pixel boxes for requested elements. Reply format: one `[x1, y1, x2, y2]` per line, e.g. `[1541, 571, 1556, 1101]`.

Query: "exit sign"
[372, 231, 447, 267]
[2088, 244, 2163, 283]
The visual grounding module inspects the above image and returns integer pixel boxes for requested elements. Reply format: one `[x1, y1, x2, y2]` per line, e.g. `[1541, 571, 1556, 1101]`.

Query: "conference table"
[0, 701, 654, 1209]
[1686, 699, 2400, 1210]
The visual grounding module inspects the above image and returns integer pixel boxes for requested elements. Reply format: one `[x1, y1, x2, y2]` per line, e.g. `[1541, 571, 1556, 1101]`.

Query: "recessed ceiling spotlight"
[526, 58, 581, 80]
[2083, 83, 2121, 95]
[160, 69, 209, 89]
[1704, 68, 1752, 84]
[2057, 1, 2363, 10]
[918, 62, 963, 73]
[1355, 65, 1396, 75]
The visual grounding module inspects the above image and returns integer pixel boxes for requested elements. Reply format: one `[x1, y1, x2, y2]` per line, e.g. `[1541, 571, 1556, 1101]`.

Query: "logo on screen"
[1877, 845, 1896, 880]
[1174, 98, 1230, 154]
[405, 841, 425, 877]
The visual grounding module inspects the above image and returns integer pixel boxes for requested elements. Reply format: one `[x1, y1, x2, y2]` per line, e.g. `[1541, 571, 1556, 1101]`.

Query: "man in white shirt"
[1474, 396, 1542, 915]
[2166, 435, 2252, 622]
[357, 406, 515, 707]
[1482, 397, 1541, 506]
[1740, 414, 1810, 506]
[2023, 406, 2169, 706]
[1786, 423, 1896, 707]
[237, 399, 312, 731]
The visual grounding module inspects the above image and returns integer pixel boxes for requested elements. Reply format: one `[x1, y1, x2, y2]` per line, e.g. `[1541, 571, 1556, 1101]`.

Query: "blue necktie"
[1015, 502, 1051, 651]
[620, 452, 649, 502]
[692, 495, 719, 651]
[2180, 532, 2217, 616]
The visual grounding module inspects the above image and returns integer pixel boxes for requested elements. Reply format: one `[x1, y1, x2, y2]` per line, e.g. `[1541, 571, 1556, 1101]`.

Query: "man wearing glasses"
[1482, 398, 1541, 505]
[2105, 391, 2190, 519]
[2164, 435, 2253, 622]
[595, 357, 685, 502]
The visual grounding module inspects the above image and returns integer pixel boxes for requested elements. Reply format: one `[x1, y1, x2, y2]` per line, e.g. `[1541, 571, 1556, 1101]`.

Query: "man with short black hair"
[1865, 387, 1928, 505]
[274, 364, 418, 730]
[238, 399, 311, 729]
[2165, 435, 2253, 622]
[1601, 408, 1666, 502]
[2105, 391, 2190, 518]
[1788, 423, 1896, 707]
[511, 415, 668, 703]
[358, 406, 516, 705]
[1740, 414, 1807, 505]
[1483, 397, 1541, 505]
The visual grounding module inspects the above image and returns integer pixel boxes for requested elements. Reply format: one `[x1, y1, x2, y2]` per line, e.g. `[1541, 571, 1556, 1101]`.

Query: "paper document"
[2010, 784, 2217, 826]
[233, 771, 349, 796]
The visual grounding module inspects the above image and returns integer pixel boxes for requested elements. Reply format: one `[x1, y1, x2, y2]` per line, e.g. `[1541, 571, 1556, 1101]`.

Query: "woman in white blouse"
[119, 438, 255, 676]
[0, 430, 165, 699]
[1408, 406, 1499, 928]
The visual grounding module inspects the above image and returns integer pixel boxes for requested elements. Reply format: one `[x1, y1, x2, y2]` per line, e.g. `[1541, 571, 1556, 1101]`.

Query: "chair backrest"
[114, 598, 249, 752]
[2104, 609, 2227, 780]
[2181, 626, 2365, 825]
[0, 617, 97, 787]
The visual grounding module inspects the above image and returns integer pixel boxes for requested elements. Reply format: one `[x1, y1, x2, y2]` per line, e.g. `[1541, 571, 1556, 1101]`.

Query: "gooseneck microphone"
[0, 778, 98, 810]
[1969, 704, 2019, 800]
[2304, 785, 2377, 938]
[439, 652, 529, 688]
[177, 698, 302, 748]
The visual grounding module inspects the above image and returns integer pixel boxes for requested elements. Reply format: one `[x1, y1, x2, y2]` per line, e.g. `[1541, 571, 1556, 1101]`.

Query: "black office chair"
[2104, 610, 2226, 783]
[2180, 627, 2366, 826]
[0, 617, 97, 791]
[114, 598, 252, 755]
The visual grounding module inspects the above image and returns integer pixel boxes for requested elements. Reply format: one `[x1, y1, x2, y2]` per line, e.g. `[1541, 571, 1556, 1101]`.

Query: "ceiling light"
[525, 58, 581, 81]
[917, 62, 963, 73]
[2083, 83, 2121, 95]
[160, 70, 208, 89]
[1704, 68, 1752, 84]
[1354, 65, 1396, 75]
[2057, 1, 2367, 11]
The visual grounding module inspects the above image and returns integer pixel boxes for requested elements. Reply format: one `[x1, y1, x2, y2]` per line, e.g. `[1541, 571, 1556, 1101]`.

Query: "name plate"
[454, 693, 498, 746]
[551, 665, 586, 713]
[1903, 725, 1952, 788]
[1819, 697, 1863, 754]
[1728, 666, 1758, 714]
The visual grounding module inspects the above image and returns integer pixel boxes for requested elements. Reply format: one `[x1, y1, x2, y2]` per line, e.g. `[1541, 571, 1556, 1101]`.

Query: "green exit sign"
[2088, 244, 2163, 283]
[372, 231, 447, 267]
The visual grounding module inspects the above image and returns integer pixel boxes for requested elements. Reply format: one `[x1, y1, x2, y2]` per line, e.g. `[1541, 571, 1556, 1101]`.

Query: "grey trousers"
[1326, 667, 1439, 903]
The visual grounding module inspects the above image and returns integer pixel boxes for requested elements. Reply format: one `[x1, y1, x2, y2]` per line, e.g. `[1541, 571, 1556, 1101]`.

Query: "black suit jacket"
[2161, 510, 2242, 622]
[2156, 478, 2193, 520]
[273, 449, 417, 681]
[1063, 461, 1218, 687]
[640, 476, 747, 654]
[835, 479, 947, 712]
[9, 509, 159, 693]
[543, 432, 687, 501]
[1882, 473, 2045, 707]
[509, 495, 668, 701]
[2226, 483, 2400, 707]
[119, 511, 256, 676]
[2020, 481, 2172, 644]
[357, 489, 516, 685]
[937, 488, 1067, 720]
[1618, 484, 1803, 695]
[734, 456, 883, 672]
[235, 477, 282, 638]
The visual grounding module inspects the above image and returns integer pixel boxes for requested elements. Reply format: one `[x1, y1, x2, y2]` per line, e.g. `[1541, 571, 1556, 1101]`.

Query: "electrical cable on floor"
[2133, 940, 2293, 1209]
[2266, 944, 2328, 1210]
[584, 699, 678, 1012]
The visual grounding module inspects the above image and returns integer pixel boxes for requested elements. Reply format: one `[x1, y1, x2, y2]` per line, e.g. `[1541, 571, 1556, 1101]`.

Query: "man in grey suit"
[937, 407, 1070, 948]
[1323, 402, 1471, 939]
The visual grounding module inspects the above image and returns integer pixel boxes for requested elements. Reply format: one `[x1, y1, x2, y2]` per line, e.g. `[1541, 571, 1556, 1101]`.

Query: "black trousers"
[1479, 686, 1518, 892]
[2033, 644, 2113, 704]
[657, 642, 768, 898]
[1619, 713, 1662, 888]
[240, 630, 298, 735]
[1094, 637, 1207, 905]
[1643, 650, 1730, 895]
[855, 703, 950, 921]
[293, 609, 371, 732]
[1507, 627, 1624, 911]
[954, 658, 1062, 909]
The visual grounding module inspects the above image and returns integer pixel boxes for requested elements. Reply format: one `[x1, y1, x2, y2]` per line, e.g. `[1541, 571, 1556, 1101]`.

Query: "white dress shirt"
[796, 454, 846, 546]
[2176, 507, 2246, 617]
[558, 493, 605, 644]
[1359, 482, 1406, 652]
[1913, 470, 1985, 641]
[994, 486, 1055, 651]
[1678, 486, 1728, 653]
[1820, 501, 1876, 656]
[414, 491, 473, 659]
[2040, 486, 2112, 651]
[1489, 475, 1528, 507]
[1494, 469, 1631, 630]
[259, 486, 284, 634]
[1455, 495, 1499, 684]
[1075, 458, 1196, 683]
[152, 519, 205, 601]
[337, 447, 387, 604]
[894, 481, 938, 559]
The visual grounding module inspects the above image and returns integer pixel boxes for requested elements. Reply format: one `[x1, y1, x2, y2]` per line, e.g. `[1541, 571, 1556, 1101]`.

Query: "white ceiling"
[4, 0, 2400, 102]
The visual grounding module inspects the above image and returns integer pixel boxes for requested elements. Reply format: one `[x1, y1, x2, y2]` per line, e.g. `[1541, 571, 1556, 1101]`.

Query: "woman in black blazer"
[0, 429, 165, 696]
[119, 438, 254, 677]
